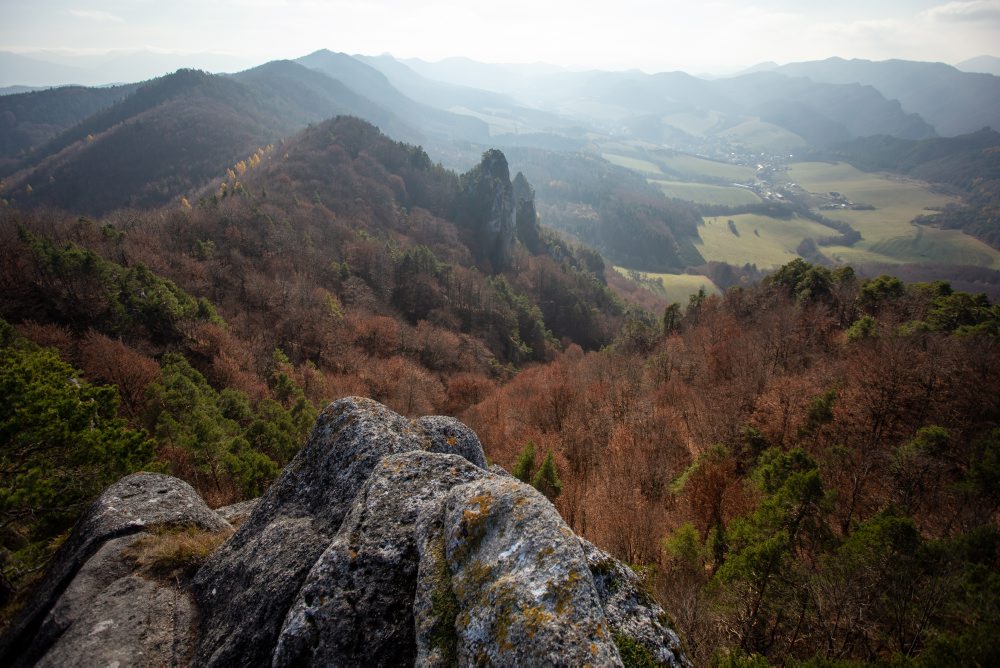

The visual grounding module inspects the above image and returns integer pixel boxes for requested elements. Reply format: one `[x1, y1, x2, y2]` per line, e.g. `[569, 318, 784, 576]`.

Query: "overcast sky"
[2, 0, 999, 73]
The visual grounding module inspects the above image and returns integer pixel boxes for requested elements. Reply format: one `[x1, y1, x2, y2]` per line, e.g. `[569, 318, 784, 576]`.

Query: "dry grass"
[126, 524, 233, 580]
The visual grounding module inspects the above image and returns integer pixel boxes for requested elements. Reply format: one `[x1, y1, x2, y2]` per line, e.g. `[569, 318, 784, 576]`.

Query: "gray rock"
[460, 149, 516, 271]
[35, 536, 198, 668]
[488, 463, 514, 478]
[273, 451, 490, 666]
[415, 476, 622, 666]
[0, 473, 228, 666]
[513, 171, 543, 254]
[192, 396, 487, 666]
[581, 538, 691, 667]
[214, 498, 259, 526]
[416, 415, 488, 469]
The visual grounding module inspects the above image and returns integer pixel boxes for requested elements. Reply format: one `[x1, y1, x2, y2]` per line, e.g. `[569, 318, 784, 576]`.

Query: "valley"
[2, 42, 1000, 667]
[592, 132, 1000, 300]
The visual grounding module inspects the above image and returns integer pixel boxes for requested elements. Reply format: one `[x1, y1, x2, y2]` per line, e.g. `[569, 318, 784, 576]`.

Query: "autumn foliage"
[461, 263, 1000, 664]
[2, 115, 999, 664]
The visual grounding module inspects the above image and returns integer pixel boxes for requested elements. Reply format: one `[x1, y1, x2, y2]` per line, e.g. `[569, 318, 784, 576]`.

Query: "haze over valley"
[3, 3, 1000, 666]
[4, 43, 1000, 298]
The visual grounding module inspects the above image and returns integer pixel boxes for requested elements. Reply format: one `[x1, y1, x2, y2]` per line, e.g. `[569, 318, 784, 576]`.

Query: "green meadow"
[649, 180, 762, 206]
[614, 267, 722, 303]
[788, 162, 1000, 268]
[600, 152, 664, 175]
[660, 110, 725, 136]
[696, 214, 833, 268]
[656, 153, 756, 182]
[718, 119, 808, 152]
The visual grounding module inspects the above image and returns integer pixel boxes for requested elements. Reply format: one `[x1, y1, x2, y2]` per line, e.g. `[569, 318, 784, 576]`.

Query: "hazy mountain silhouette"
[773, 57, 1000, 136]
[296, 50, 489, 144]
[396, 56, 937, 144]
[956, 55, 1000, 76]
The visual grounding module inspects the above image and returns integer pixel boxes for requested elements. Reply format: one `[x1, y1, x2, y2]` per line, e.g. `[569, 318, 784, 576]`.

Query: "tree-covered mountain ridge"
[0, 116, 631, 593]
[0, 51, 999, 667]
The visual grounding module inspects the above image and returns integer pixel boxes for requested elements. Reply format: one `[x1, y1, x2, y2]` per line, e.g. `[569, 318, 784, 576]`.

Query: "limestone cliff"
[458, 149, 517, 272]
[1, 397, 688, 667]
[513, 170, 544, 255]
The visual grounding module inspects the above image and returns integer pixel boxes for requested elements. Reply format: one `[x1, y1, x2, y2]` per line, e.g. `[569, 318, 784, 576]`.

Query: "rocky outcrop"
[416, 476, 621, 665]
[582, 538, 687, 665]
[272, 451, 491, 666]
[0, 473, 231, 666]
[192, 396, 487, 666]
[2, 397, 689, 666]
[459, 149, 517, 271]
[513, 170, 544, 254]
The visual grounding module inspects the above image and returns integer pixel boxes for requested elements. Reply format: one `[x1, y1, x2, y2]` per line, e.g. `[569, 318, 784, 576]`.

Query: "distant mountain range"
[2, 49, 998, 261]
[956, 55, 1000, 77]
[0, 50, 256, 87]
[767, 57, 1000, 136]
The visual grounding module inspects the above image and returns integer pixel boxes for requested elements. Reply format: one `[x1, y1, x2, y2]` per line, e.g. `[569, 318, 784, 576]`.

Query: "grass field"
[718, 119, 807, 152]
[649, 179, 762, 206]
[449, 106, 523, 134]
[788, 162, 1000, 269]
[656, 154, 756, 182]
[696, 214, 834, 268]
[601, 153, 664, 175]
[614, 267, 722, 303]
[661, 110, 725, 137]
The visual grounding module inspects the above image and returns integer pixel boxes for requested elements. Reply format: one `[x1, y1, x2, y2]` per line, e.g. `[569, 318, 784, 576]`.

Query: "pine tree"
[512, 440, 536, 483]
[532, 450, 563, 500]
[0, 319, 153, 587]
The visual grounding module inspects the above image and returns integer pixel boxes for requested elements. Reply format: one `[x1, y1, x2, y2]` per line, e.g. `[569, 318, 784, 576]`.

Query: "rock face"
[193, 396, 487, 666]
[0, 473, 231, 666]
[459, 148, 516, 271]
[417, 476, 621, 665]
[2, 397, 689, 667]
[513, 170, 544, 254]
[272, 451, 491, 666]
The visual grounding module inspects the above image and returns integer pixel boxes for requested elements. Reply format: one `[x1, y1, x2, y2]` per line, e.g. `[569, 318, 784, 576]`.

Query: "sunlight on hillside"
[790, 162, 1000, 268]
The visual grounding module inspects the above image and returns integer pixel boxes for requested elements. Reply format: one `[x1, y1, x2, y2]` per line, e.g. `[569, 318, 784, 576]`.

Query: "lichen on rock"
[0, 473, 230, 667]
[272, 450, 490, 666]
[416, 476, 623, 666]
[2, 397, 689, 667]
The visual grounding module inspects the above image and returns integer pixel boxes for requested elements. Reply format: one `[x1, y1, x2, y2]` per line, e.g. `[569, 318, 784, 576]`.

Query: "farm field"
[600, 152, 664, 175]
[649, 179, 762, 206]
[718, 119, 807, 152]
[788, 162, 1000, 268]
[696, 214, 833, 268]
[661, 110, 725, 136]
[655, 153, 756, 182]
[614, 267, 722, 303]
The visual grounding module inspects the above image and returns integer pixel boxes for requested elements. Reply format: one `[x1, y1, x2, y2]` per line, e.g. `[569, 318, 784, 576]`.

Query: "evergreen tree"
[532, 450, 563, 500]
[0, 319, 152, 587]
[512, 440, 536, 483]
[145, 353, 278, 499]
[712, 448, 830, 654]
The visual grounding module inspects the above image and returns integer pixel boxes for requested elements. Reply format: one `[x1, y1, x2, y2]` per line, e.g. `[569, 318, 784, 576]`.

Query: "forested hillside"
[1, 51, 999, 667]
[506, 147, 705, 271]
[464, 260, 1000, 665]
[0, 82, 141, 171]
[773, 57, 1000, 136]
[0, 118, 628, 607]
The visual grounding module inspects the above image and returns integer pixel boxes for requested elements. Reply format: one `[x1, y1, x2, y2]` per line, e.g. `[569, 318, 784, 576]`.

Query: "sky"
[2, 0, 999, 74]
